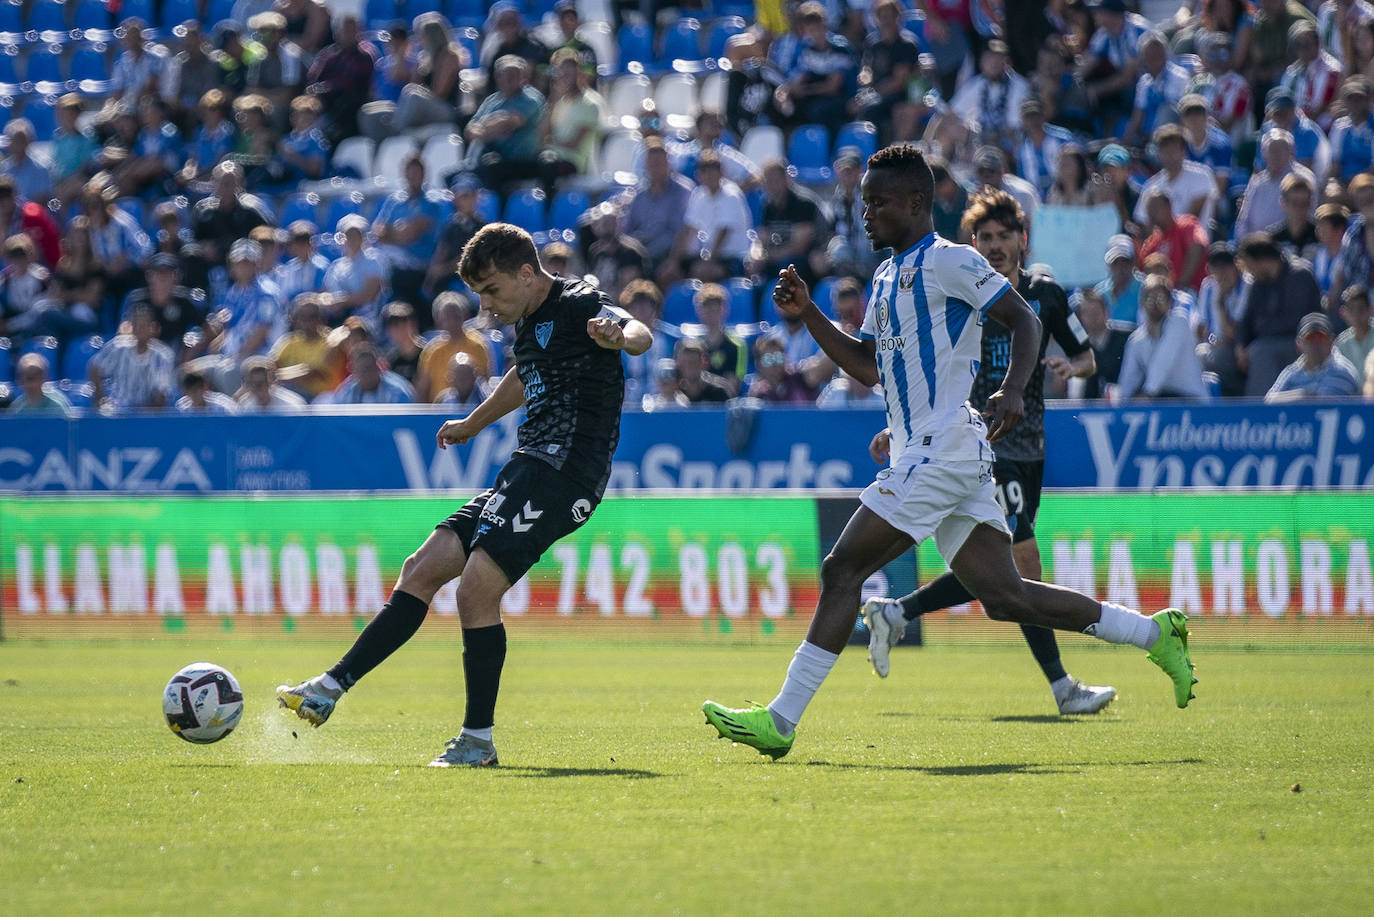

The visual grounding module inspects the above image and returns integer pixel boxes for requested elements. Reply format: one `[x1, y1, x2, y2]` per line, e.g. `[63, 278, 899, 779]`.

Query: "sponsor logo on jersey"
[571, 498, 591, 523]
[535, 321, 554, 348]
[875, 297, 889, 333]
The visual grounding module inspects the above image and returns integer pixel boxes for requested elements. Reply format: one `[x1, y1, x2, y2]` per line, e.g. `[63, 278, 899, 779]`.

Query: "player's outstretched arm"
[774, 265, 879, 386]
[436, 367, 526, 449]
[588, 316, 653, 356]
[983, 287, 1042, 442]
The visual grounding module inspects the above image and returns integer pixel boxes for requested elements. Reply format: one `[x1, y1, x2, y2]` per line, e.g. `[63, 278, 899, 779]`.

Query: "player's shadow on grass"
[493, 765, 665, 779]
[796, 758, 1203, 775]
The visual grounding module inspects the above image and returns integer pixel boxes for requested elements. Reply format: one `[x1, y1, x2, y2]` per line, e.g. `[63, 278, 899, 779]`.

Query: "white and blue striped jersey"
[859, 233, 1011, 464]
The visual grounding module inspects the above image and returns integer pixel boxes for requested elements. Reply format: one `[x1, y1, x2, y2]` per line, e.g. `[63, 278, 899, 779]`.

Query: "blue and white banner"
[1, 402, 1371, 493]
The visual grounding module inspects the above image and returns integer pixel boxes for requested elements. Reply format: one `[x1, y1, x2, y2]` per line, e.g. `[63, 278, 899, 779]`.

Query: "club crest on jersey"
[535, 321, 554, 348]
[898, 267, 917, 290]
[876, 297, 890, 332]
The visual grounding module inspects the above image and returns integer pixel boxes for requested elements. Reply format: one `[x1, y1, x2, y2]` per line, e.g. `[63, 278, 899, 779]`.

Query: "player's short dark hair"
[1238, 232, 1282, 261]
[458, 222, 540, 283]
[866, 144, 934, 208]
[961, 187, 1026, 237]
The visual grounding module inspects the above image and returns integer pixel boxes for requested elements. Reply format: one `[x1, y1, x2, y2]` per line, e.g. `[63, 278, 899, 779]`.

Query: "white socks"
[460, 726, 494, 743]
[1087, 602, 1160, 650]
[767, 641, 840, 735]
[1050, 674, 1075, 702]
[317, 673, 344, 695]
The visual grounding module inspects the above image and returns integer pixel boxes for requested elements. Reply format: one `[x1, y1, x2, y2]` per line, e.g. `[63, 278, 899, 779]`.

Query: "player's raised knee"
[820, 551, 867, 591]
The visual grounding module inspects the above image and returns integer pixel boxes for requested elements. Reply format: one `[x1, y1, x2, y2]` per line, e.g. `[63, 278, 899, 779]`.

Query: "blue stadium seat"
[57, 379, 94, 407]
[812, 277, 839, 320]
[714, 1, 755, 18]
[834, 121, 878, 162]
[0, 337, 11, 382]
[279, 192, 320, 227]
[113, 197, 145, 228]
[454, 25, 479, 64]
[22, 335, 59, 369]
[617, 22, 653, 73]
[322, 192, 368, 231]
[407, 0, 444, 17]
[119, 0, 156, 30]
[745, 187, 765, 225]
[527, 0, 560, 17]
[761, 276, 781, 320]
[549, 189, 590, 233]
[0, 0, 21, 36]
[660, 17, 702, 72]
[447, 0, 485, 29]
[159, 0, 198, 32]
[724, 277, 756, 322]
[0, 46, 17, 86]
[788, 124, 833, 184]
[474, 188, 499, 223]
[501, 188, 548, 233]
[662, 279, 701, 327]
[25, 44, 65, 90]
[22, 95, 56, 141]
[365, 0, 399, 31]
[706, 16, 746, 61]
[62, 334, 104, 382]
[206, 0, 236, 28]
[26, 0, 66, 35]
[70, 45, 110, 94]
[73, 0, 111, 36]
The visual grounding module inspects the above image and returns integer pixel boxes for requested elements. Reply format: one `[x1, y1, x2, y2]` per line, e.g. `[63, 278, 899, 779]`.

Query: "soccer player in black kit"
[861, 189, 1118, 715]
[277, 223, 653, 766]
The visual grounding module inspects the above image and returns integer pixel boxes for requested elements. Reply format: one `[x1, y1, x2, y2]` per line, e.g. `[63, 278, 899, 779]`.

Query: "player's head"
[458, 222, 547, 325]
[861, 144, 935, 251]
[962, 188, 1026, 278]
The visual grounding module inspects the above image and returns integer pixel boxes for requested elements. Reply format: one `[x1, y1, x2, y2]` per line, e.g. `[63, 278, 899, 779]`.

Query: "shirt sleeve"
[1042, 284, 1091, 357]
[938, 244, 1010, 316]
[1116, 332, 1145, 398]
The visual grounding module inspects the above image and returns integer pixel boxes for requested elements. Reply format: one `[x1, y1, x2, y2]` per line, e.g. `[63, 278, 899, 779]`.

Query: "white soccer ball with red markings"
[163, 663, 244, 744]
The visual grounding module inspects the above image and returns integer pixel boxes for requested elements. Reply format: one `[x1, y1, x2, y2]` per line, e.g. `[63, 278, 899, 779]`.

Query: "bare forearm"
[1068, 348, 1096, 378]
[621, 319, 653, 356]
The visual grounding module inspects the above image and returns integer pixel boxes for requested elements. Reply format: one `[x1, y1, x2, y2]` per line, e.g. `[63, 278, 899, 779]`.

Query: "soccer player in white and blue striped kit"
[703, 146, 1197, 759]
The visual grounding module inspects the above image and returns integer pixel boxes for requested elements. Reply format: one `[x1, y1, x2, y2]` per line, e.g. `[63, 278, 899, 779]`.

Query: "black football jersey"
[512, 276, 629, 497]
[969, 269, 1090, 461]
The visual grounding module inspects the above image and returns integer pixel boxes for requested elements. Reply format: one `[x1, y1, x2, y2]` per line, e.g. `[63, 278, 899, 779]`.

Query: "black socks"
[461, 623, 507, 731]
[328, 590, 429, 690]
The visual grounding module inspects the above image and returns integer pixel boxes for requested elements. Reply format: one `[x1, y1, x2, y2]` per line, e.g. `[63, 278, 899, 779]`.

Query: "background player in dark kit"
[277, 223, 652, 766]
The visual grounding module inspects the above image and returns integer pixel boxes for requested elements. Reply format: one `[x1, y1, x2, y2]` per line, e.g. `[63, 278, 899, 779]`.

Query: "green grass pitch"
[3, 635, 1373, 916]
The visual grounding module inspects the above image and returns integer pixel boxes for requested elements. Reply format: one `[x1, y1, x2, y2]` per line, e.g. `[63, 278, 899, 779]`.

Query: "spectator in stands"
[973, 146, 1037, 224]
[1097, 234, 1144, 328]
[1267, 173, 1319, 262]
[1237, 231, 1323, 396]
[163, 21, 220, 121]
[425, 175, 484, 300]
[580, 203, 650, 301]
[211, 24, 261, 96]
[914, 0, 973, 102]
[1135, 125, 1219, 231]
[123, 253, 204, 351]
[1280, 19, 1342, 125]
[276, 95, 330, 185]
[540, 48, 607, 185]
[192, 162, 274, 268]
[1331, 173, 1374, 312]
[176, 368, 238, 414]
[1117, 275, 1210, 401]
[1336, 285, 1373, 386]
[483, 2, 550, 93]
[37, 217, 102, 346]
[435, 352, 489, 409]
[467, 56, 547, 200]
[831, 277, 865, 336]
[674, 152, 753, 284]
[748, 334, 817, 404]
[370, 22, 415, 106]
[1123, 32, 1190, 147]
[775, 2, 857, 134]
[0, 179, 55, 273]
[1196, 29, 1253, 141]
[236, 355, 307, 412]
[395, 13, 465, 134]
[248, 12, 307, 122]
[250, 225, 285, 284]
[380, 301, 425, 385]
[234, 94, 283, 189]
[415, 292, 491, 403]
[950, 40, 1028, 153]
[1014, 98, 1075, 201]
[269, 293, 337, 401]
[1090, 143, 1140, 238]
[1236, 130, 1316, 241]
[1077, 0, 1151, 127]
[1317, 0, 1374, 59]
[275, 220, 330, 306]
[692, 283, 746, 396]
[0, 234, 51, 340]
[1250, 0, 1316, 94]
[277, 0, 333, 59]
[324, 214, 386, 330]
[855, 0, 920, 140]
[109, 18, 168, 106]
[50, 96, 97, 205]
[6, 353, 72, 416]
[212, 239, 285, 366]
[674, 339, 730, 405]
[1179, 94, 1233, 204]
[1313, 202, 1349, 295]
[1327, 77, 1374, 182]
[372, 155, 446, 311]
[331, 341, 415, 404]
[180, 90, 236, 186]
[621, 138, 693, 277]
[89, 304, 176, 412]
[1048, 145, 1094, 207]
[817, 369, 883, 408]
[643, 358, 688, 412]
[617, 279, 673, 407]
[0, 121, 53, 205]
[1266, 311, 1361, 400]
[821, 147, 874, 279]
[1257, 86, 1330, 186]
[120, 97, 183, 198]
[665, 111, 760, 192]
[1077, 287, 1129, 401]
[1195, 242, 1250, 396]
[928, 155, 969, 242]
[81, 178, 152, 304]
[306, 13, 376, 144]
[752, 160, 822, 286]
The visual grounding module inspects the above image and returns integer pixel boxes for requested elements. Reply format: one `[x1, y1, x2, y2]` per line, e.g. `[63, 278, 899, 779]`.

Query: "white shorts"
[859, 457, 1010, 565]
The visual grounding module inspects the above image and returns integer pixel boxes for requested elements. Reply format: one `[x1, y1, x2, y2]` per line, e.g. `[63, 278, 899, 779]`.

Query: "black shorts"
[439, 454, 599, 584]
[991, 458, 1044, 545]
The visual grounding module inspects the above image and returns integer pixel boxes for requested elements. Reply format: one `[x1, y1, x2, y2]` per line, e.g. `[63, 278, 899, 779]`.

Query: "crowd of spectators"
[3, 0, 1374, 419]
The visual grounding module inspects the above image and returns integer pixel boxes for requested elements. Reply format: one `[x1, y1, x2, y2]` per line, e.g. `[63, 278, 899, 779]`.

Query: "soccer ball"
[163, 663, 244, 744]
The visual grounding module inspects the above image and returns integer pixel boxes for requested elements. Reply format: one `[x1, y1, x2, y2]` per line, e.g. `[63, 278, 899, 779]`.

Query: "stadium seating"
[549, 188, 590, 233]
[159, 0, 197, 32]
[787, 124, 833, 184]
[420, 133, 464, 187]
[724, 277, 757, 322]
[374, 135, 416, 184]
[617, 22, 653, 74]
[473, 187, 499, 223]
[448, 0, 485, 30]
[660, 17, 702, 73]
[22, 336, 59, 370]
[706, 16, 746, 61]
[501, 187, 548, 233]
[73, 0, 111, 37]
[70, 45, 111, 95]
[407, 0, 445, 17]
[0, 337, 11, 382]
[331, 136, 375, 180]
[206, 0, 236, 28]
[25, 44, 65, 91]
[114, 197, 145, 228]
[365, 0, 400, 31]
[607, 73, 651, 126]
[598, 129, 642, 182]
[699, 70, 727, 114]
[279, 192, 321, 227]
[57, 378, 94, 406]
[119, 0, 156, 33]
[654, 73, 698, 127]
[0, 45, 17, 87]
[663, 279, 702, 326]
[740, 125, 784, 168]
[812, 277, 840, 320]
[834, 121, 879, 161]
[579, 21, 615, 76]
[22, 95, 56, 141]
[322, 192, 370, 231]
[27, 0, 66, 36]
[62, 334, 103, 382]
[0, 0, 21, 37]
[454, 26, 479, 66]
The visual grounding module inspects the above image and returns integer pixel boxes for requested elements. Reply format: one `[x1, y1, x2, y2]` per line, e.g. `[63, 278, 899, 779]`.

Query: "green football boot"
[1146, 608, 1197, 708]
[702, 700, 794, 760]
